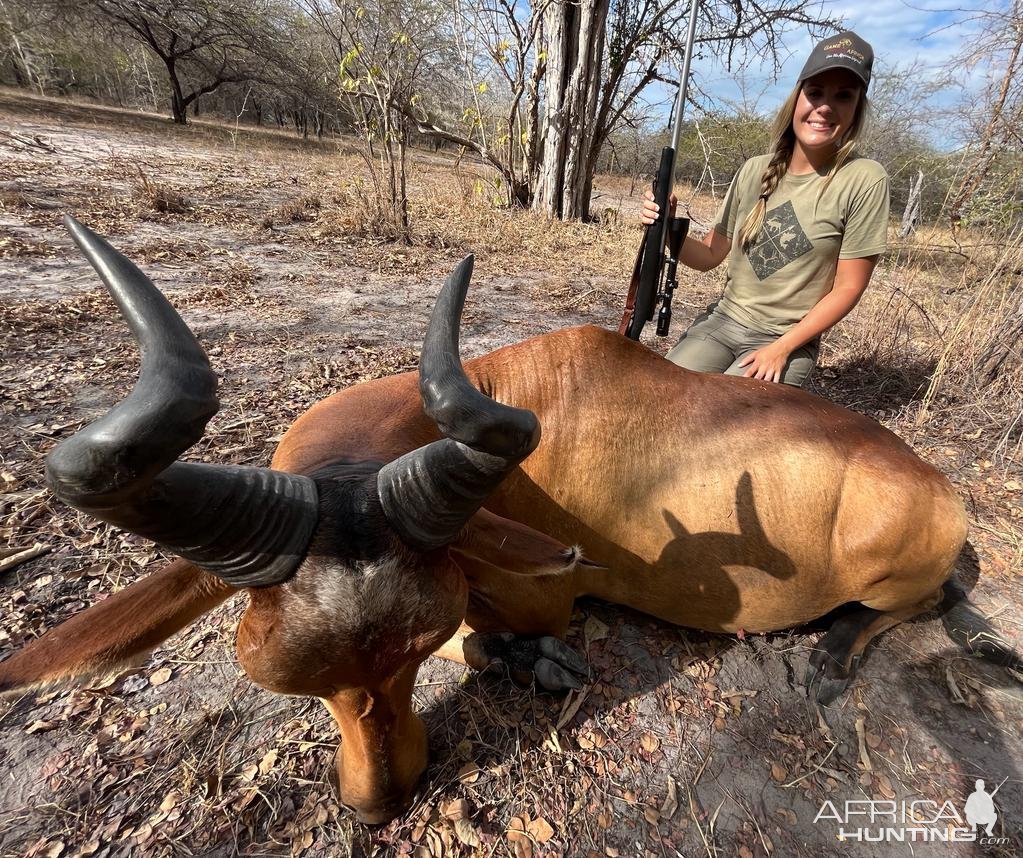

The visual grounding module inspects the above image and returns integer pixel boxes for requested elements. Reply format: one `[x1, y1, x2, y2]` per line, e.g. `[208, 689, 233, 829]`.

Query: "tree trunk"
[900, 170, 923, 238]
[7, 56, 26, 87]
[533, 0, 609, 220]
[166, 60, 188, 124]
[140, 50, 158, 111]
[397, 120, 410, 242]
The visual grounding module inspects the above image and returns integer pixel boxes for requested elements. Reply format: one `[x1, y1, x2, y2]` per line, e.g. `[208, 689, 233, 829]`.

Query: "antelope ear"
[0, 559, 233, 697]
[450, 508, 603, 576]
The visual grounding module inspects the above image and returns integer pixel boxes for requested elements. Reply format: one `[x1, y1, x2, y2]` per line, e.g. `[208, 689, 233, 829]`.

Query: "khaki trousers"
[665, 303, 818, 388]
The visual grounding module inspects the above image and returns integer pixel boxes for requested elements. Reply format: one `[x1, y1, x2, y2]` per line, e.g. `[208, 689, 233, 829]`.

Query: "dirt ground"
[1, 90, 1021, 858]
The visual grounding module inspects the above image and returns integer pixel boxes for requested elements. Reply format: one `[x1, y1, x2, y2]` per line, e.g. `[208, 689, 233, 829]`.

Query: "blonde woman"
[641, 31, 889, 386]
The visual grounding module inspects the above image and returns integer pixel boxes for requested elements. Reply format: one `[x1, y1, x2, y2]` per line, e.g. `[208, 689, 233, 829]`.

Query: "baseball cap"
[798, 31, 873, 90]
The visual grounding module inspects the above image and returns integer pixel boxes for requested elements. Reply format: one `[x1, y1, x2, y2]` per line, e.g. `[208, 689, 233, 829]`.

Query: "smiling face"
[791, 69, 863, 159]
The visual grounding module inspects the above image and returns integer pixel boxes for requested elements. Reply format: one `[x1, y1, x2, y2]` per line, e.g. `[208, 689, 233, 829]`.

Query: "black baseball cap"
[798, 31, 873, 90]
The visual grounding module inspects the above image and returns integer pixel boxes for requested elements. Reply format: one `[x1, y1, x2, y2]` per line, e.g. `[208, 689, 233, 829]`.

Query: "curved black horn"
[46, 216, 318, 588]
[377, 256, 540, 550]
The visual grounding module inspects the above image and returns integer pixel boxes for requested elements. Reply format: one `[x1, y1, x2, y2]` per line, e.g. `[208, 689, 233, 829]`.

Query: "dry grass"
[842, 222, 1023, 466]
[133, 168, 192, 215]
[262, 195, 322, 229]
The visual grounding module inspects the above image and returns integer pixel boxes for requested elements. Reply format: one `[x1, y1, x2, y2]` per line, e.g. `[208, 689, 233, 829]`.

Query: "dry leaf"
[639, 732, 660, 753]
[660, 777, 679, 819]
[854, 717, 872, 771]
[159, 790, 180, 813]
[149, 667, 172, 686]
[454, 818, 480, 848]
[507, 814, 531, 854]
[556, 687, 588, 730]
[26, 720, 57, 734]
[876, 773, 896, 799]
[507, 815, 529, 842]
[584, 615, 609, 647]
[440, 798, 469, 821]
[258, 749, 278, 775]
[775, 808, 797, 825]
[527, 816, 554, 843]
[457, 762, 481, 783]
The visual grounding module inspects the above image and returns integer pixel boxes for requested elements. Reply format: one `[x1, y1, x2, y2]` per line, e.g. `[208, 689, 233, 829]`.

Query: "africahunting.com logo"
[814, 777, 1009, 845]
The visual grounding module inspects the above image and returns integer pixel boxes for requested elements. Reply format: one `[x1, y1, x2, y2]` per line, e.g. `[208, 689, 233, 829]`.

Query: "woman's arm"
[681, 229, 731, 272]
[737, 255, 879, 383]
[640, 191, 731, 272]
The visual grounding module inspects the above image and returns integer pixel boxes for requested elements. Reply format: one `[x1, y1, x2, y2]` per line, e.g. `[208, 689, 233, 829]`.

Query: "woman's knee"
[665, 334, 735, 373]
[780, 346, 818, 387]
[781, 349, 814, 386]
[723, 343, 818, 387]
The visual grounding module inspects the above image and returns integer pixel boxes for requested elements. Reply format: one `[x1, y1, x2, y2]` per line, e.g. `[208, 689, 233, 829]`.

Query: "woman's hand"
[737, 341, 793, 384]
[640, 189, 677, 226]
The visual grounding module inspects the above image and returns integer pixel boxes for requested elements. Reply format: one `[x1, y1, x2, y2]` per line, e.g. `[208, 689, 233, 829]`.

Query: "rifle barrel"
[670, 0, 701, 152]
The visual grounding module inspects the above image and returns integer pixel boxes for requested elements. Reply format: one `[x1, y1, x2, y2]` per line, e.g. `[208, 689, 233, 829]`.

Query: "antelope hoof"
[464, 632, 589, 691]
[804, 651, 861, 706]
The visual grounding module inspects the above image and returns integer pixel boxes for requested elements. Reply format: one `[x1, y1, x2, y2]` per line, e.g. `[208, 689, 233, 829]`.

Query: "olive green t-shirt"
[713, 154, 890, 335]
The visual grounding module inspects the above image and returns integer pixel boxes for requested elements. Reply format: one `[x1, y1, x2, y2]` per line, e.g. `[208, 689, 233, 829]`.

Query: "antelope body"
[0, 218, 968, 824]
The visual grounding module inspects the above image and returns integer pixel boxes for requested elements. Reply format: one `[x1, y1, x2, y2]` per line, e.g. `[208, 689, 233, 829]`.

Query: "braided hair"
[737, 82, 870, 250]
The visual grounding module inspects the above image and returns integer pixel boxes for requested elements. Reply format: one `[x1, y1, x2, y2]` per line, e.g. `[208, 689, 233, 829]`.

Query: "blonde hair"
[737, 81, 870, 249]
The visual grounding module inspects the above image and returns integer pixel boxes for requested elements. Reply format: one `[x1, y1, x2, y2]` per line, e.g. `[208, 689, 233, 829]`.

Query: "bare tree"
[56, 0, 278, 124]
[947, 0, 1023, 231]
[302, 0, 455, 240]
[407, 0, 836, 219]
[0, 0, 46, 93]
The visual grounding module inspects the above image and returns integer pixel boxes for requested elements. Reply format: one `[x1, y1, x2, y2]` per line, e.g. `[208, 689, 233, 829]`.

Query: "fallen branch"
[0, 543, 50, 575]
[0, 129, 57, 153]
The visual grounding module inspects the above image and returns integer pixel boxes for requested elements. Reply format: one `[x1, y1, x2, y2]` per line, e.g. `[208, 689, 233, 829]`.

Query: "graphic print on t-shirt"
[746, 200, 814, 280]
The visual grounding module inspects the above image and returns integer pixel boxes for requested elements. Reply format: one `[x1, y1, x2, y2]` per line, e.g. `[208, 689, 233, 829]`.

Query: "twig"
[782, 741, 839, 789]
[0, 543, 50, 575]
[0, 129, 57, 152]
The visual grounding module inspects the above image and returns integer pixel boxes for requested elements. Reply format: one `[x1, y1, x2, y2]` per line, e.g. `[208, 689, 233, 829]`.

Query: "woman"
[641, 31, 889, 386]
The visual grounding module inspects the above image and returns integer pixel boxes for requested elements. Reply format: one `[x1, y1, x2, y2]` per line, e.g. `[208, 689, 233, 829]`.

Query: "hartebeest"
[0, 217, 969, 823]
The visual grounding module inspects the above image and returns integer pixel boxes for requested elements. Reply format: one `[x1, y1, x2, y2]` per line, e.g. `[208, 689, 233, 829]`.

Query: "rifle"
[620, 0, 701, 341]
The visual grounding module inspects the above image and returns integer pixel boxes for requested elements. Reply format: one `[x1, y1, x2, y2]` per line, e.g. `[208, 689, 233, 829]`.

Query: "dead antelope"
[0, 217, 969, 823]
